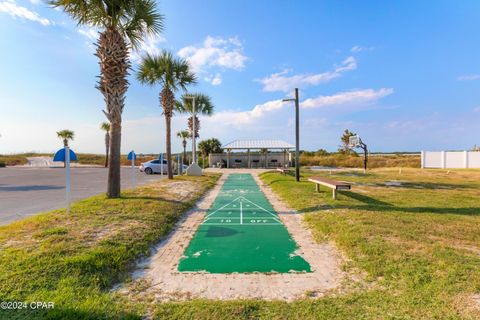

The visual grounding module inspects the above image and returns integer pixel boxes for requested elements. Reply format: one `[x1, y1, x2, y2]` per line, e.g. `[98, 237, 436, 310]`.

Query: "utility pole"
[282, 88, 300, 182]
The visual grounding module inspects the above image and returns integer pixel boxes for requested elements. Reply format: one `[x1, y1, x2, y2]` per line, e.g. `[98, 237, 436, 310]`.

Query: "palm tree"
[57, 130, 74, 168]
[137, 51, 196, 179]
[50, 0, 163, 198]
[177, 130, 190, 164]
[57, 129, 74, 147]
[175, 93, 214, 140]
[100, 122, 110, 167]
[198, 138, 222, 168]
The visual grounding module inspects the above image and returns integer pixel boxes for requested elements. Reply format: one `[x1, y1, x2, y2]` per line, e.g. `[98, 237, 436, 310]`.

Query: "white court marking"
[201, 196, 282, 225]
[240, 200, 243, 225]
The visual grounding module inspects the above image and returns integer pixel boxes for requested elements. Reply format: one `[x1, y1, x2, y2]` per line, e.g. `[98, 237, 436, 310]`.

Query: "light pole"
[282, 88, 300, 182]
[184, 95, 202, 176]
[191, 96, 197, 164]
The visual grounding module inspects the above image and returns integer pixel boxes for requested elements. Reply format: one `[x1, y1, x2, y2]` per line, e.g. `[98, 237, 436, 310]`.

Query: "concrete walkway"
[127, 170, 346, 301]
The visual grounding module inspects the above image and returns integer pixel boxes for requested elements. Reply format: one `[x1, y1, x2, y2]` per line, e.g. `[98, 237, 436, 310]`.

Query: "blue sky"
[0, 0, 479, 154]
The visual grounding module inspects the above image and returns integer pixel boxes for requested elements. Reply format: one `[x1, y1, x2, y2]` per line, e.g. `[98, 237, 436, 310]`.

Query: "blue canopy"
[53, 148, 78, 162]
[127, 151, 136, 160]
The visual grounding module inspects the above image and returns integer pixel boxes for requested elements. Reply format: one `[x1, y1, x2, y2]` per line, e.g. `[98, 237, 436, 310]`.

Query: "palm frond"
[175, 92, 214, 115]
[56, 129, 75, 140]
[100, 122, 110, 131]
[136, 50, 197, 92]
[50, 0, 164, 48]
[176, 130, 190, 139]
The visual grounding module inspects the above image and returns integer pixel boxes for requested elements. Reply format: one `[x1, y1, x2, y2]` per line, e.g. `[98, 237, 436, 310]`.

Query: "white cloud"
[457, 74, 480, 81]
[204, 73, 222, 86]
[258, 56, 357, 92]
[29, 0, 40, 5]
[131, 34, 167, 62]
[302, 88, 393, 108]
[206, 88, 393, 128]
[78, 27, 98, 41]
[177, 36, 247, 73]
[0, 0, 52, 26]
[351, 45, 374, 53]
[206, 100, 284, 127]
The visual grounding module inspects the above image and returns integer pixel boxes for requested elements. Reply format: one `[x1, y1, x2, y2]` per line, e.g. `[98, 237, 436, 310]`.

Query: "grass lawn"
[150, 168, 480, 319]
[0, 174, 219, 320]
[2, 168, 479, 319]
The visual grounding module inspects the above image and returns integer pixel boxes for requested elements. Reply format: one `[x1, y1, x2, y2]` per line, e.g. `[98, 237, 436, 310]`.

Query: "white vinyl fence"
[421, 151, 480, 168]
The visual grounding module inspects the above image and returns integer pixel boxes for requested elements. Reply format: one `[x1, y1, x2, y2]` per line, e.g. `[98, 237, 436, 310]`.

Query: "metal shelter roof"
[222, 139, 294, 150]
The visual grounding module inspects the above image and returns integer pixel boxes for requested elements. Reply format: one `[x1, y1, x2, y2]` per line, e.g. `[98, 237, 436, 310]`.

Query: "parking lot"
[0, 167, 164, 225]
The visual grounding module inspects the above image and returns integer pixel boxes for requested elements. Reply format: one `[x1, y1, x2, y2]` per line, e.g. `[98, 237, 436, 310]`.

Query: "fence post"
[421, 151, 425, 168]
[464, 151, 469, 169]
[441, 151, 446, 169]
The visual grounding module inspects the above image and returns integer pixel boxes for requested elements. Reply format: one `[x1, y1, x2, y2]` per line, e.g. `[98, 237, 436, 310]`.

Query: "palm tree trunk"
[107, 123, 121, 196]
[182, 140, 187, 165]
[63, 140, 67, 168]
[161, 88, 174, 179]
[165, 116, 173, 179]
[96, 27, 129, 198]
[104, 133, 109, 168]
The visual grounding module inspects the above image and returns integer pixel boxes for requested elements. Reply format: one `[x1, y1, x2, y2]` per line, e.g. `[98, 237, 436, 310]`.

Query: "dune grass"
[0, 153, 47, 166]
[0, 174, 219, 319]
[0, 153, 157, 167]
[300, 153, 420, 168]
[76, 153, 157, 166]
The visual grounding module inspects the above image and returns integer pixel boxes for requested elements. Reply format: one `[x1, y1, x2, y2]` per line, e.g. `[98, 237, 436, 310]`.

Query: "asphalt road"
[0, 167, 164, 226]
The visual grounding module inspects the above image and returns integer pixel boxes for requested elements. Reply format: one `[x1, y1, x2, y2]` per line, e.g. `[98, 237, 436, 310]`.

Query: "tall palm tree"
[57, 129, 74, 147]
[175, 93, 214, 139]
[100, 122, 110, 167]
[137, 51, 196, 179]
[50, 0, 163, 198]
[177, 130, 190, 164]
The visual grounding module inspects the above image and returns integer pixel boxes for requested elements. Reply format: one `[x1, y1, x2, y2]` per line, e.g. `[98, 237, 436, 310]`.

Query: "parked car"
[140, 159, 188, 174]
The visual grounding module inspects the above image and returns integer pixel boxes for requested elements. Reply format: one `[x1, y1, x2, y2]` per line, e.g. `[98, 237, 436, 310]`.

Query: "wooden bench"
[308, 176, 351, 200]
[276, 168, 291, 175]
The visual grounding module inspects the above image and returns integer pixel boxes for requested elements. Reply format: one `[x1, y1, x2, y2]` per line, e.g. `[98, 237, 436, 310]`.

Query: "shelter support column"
[283, 149, 287, 168]
[227, 149, 230, 168]
[248, 149, 251, 168]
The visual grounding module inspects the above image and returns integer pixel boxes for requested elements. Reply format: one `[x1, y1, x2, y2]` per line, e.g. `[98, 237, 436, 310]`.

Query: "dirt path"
[125, 170, 348, 301]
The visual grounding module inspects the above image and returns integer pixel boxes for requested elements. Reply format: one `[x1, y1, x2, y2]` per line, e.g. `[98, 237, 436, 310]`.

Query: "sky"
[0, 0, 480, 154]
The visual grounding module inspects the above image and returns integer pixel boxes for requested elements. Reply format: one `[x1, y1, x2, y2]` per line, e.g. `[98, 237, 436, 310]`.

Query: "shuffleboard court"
[178, 173, 311, 273]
